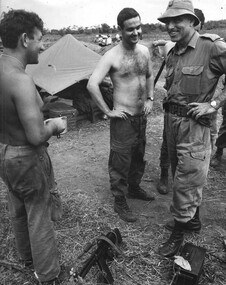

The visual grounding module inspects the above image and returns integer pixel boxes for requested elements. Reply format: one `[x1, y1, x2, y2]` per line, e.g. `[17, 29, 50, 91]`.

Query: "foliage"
[204, 20, 226, 32]
[100, 23, 111, 34]
[48, 18, 226, 37]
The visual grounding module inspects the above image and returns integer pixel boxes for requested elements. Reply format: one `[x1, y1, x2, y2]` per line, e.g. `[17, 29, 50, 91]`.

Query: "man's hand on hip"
[107, 109, 128, 119]
[187, 102, 217, 119]
[144, 99, 153, 116]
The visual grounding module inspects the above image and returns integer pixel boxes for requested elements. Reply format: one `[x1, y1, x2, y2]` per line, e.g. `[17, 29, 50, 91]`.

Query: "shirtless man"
[87, 7, 155, 223]
[0, 10, 65, 284]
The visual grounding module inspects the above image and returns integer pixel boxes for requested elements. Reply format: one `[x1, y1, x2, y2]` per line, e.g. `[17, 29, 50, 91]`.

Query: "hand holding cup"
[44, 116, 67, 136]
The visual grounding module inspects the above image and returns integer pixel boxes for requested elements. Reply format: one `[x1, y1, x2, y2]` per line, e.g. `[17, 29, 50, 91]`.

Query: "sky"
[0, 0, 226, 30]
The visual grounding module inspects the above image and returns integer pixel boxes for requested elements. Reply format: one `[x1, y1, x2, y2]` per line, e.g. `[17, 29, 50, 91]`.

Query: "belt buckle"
[178, 106, 183, 116]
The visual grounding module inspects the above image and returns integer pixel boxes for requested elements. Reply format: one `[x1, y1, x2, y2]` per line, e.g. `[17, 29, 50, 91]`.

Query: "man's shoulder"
[137, 43, 149, 52]
[103, 44, 120, 59]
[199, 33, 222, 42]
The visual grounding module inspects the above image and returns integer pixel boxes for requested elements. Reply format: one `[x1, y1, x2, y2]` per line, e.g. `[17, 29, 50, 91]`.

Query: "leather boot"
[157, 167, 169, 195]
[165, 207, 201, 233]
[210, 148, 223, 167]
[114, 196, 137, 222]
[127, 186, 155, 201]
[159, 220, 184, 258]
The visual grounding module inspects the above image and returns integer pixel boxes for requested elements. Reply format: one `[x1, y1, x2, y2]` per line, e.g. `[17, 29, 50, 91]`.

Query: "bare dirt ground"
[1, 88, 226, 284]
[1, 35, 226, 284]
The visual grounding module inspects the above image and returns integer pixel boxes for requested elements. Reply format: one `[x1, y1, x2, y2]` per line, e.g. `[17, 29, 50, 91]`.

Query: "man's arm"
[13, 74, 64, 146]
[152, 40, 175, 60]
[144, 50, 154, 115]
[188, 78, 226, 119]
[87, 53, 127, 119]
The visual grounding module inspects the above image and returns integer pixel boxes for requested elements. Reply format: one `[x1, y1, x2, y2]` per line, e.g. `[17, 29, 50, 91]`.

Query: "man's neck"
[176, 30, 196, 54]
[2, 49, 26, 69]
[121, 40, 137, 52]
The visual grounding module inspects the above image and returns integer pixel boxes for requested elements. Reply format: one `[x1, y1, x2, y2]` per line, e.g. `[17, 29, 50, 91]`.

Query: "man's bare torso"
[109, 43, 150, 115]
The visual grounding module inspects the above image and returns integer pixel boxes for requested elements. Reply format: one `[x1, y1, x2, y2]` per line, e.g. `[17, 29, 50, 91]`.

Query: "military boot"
[114, 196, 137, 222]
[127, 186, 155, 201]
[165, 207, 201, 233]
[210, 147, 223, 167]
[159, 220, 184, 258]
[157, 167, 169, 195]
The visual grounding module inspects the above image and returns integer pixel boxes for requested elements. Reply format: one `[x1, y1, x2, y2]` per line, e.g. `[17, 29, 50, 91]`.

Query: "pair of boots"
[114, 186, 155, 223]
[210, 147, 223, 167]
[159, 208, 201, 258]
[157, 167, 169, 195]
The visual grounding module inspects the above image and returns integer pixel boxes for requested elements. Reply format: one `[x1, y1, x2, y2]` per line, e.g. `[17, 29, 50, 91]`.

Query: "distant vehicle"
[95, 34, 112, 46]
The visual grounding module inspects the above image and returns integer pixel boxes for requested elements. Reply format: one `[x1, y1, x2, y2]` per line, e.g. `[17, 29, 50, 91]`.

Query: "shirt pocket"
[181, 66, 203, 98]
[164, 66, 174, 90]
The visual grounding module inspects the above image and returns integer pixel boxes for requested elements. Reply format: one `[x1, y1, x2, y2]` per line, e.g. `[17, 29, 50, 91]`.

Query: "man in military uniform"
[157, 0, 226, 258]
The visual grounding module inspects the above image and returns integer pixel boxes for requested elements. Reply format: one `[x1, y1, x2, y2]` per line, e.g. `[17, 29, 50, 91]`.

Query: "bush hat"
[158, 0, 200, 26]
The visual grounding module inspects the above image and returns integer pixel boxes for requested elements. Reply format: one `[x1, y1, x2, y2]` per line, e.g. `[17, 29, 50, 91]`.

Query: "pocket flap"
[190, 150, 206, 161]
[182, 66, 203, 76]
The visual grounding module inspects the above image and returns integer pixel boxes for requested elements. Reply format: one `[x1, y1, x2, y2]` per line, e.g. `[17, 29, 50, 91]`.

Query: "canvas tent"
[26, 34, 113, 123]
[26, 34, 101, 95]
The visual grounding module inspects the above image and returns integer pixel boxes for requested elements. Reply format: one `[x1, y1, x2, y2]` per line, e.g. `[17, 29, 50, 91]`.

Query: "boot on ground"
[127, 186, 155, 201]
[157, 167, 169, 195]
[210, 148, 223, 167]
[165, 207, 201, 233]
[159, 220, 184, 258]
[114, 196, 137, 222]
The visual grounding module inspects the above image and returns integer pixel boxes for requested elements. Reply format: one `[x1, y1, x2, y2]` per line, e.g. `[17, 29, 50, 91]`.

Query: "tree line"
[45, 19, 226, 37]
[44, 7, 225, 37]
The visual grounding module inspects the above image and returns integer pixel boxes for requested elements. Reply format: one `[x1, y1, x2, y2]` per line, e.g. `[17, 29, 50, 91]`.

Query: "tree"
[101, 23, 111, 34]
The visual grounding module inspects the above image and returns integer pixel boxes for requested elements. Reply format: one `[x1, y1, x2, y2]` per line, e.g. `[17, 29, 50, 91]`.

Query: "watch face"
[211, 100, 217, 107]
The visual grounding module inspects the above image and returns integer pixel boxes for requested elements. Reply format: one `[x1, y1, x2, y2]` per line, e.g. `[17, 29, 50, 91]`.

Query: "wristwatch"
[210, 100, 218, 110]
[147, 97, 154, 101]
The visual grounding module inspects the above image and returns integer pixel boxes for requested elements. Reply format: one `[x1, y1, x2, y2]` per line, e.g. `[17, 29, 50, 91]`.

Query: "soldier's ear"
[117, 25, 122, 32]
[20, 33, 29, 48]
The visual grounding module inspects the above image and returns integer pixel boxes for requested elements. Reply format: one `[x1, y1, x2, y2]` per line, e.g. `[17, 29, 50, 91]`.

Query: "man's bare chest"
[117, 53, 148, 76]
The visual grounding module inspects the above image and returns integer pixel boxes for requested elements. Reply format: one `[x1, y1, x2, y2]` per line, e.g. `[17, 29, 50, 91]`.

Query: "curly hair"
[117, 8, 140, 29]
[0, 9, 44, 49]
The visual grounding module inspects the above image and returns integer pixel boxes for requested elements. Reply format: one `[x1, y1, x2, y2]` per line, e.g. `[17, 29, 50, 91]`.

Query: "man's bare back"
[0, 56, 43, 145]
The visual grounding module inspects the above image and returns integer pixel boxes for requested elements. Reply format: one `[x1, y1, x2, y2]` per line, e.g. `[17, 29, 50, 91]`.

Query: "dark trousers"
[160, 113, 170, 169]
[216, 102, 226, 149]
[108, 113, 147, 197]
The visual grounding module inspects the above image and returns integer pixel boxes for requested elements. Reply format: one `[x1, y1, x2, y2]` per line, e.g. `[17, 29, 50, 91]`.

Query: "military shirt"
[165, 31, 226, 105]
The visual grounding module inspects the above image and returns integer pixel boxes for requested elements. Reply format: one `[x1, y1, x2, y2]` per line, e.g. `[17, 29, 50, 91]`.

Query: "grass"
[1, 29, 226, 285]
[1, 102, 226, 285]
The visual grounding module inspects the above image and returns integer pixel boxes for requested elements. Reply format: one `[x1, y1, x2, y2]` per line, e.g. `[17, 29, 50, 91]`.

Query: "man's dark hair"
[117, 8, 140, 29]
[194, 8, 205, 29]
[0, 9, 44, 49]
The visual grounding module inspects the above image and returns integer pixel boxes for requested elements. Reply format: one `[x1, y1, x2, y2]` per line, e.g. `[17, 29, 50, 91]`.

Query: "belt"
[163, 102, 189, 117]
[163, 102, 211, 128]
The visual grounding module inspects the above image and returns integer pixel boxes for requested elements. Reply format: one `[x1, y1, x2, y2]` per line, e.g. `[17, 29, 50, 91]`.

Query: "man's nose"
[166, 21, 175, 30]
[40, 42, 45, 51]
[133, 29, 138, 35]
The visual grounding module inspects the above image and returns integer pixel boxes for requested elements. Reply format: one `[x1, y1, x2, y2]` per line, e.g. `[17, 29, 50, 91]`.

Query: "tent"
[26, 34, 101, 95]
